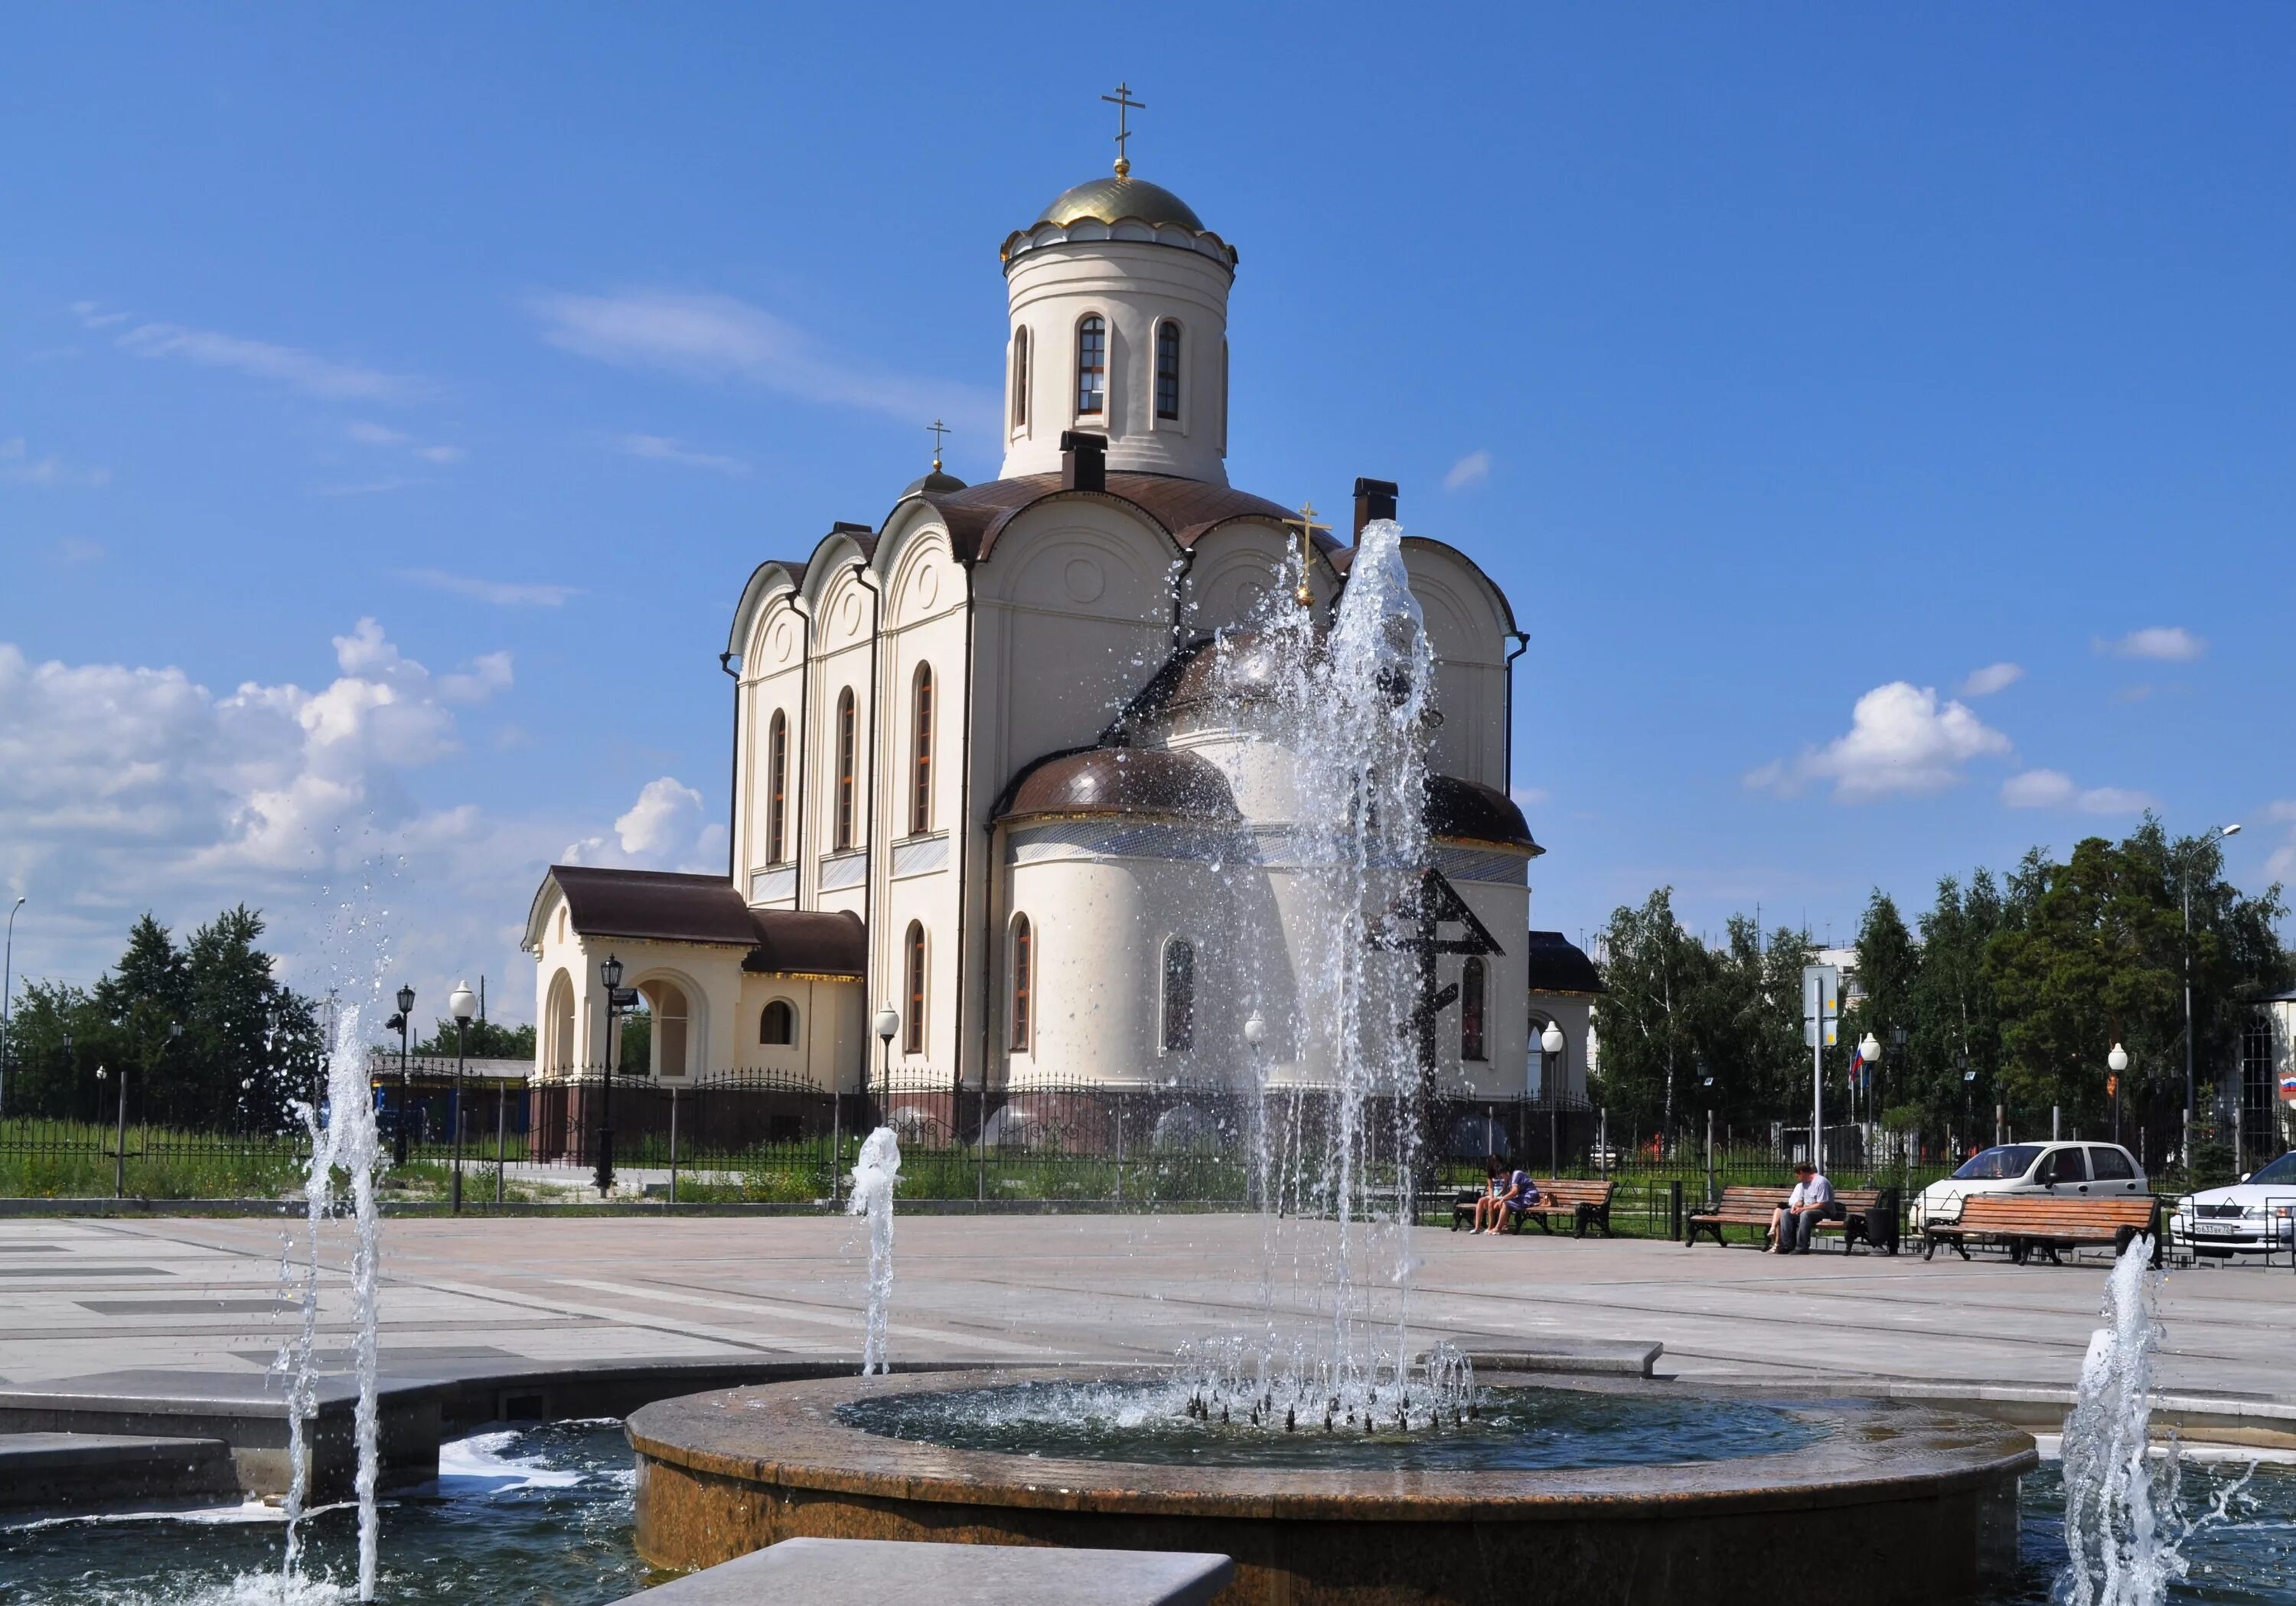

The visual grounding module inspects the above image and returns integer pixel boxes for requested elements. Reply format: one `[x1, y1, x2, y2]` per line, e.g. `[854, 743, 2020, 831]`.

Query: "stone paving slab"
[621, 1537, 1234, 1606]
[0, 1429, 238, 1506]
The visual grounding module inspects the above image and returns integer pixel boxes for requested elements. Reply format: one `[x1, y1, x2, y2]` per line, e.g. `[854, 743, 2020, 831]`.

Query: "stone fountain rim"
[625, 1366, 2038, 1525]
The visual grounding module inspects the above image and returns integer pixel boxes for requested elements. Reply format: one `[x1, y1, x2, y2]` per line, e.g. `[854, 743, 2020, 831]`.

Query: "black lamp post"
[391, 984, 416, 1166]
[595, 955, 636, 1197]
[450, 981, 477, 1212]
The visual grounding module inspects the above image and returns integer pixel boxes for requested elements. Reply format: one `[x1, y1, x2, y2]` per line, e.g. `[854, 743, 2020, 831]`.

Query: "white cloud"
[1748, 681, 2011, 801]
[1510, 785, 1550, 808]
[2101, 625, 2206, 662]
[2000, 769, 2155, 814]
[615, 433, 750, 476]
[54, 536, 106, 564]
[528, 289, 993, 427]
[1443, 450, 1492, 491]
[70, 300, 129, 331]
[2, 436, 110, 488]
[348, 420, 465, 465]
[1958, 661, 2024, 698]
[399, 569, 580, 607]
[112, 319, 425, 402]
[559, 777, 725, 873]
[2263, 801, 2296, 883]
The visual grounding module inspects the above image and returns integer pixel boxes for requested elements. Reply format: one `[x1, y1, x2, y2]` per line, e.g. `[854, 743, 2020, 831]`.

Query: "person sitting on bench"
[1769, 1160, 1840, 1254]
[1476, 1164, 1540, 1234]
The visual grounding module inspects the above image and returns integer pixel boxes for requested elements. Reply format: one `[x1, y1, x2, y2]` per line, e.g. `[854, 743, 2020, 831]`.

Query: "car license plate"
[2193, 1222, 2240, 1237]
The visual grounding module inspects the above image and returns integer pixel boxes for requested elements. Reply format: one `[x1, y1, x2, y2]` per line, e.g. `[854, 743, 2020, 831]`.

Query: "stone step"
[616, 1538, 1234, 1606]
[0, 1431, 240, 1508]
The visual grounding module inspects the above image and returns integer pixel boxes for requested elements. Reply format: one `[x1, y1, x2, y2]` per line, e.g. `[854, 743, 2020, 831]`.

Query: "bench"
[1684, 1185, 1899, 1254]
[1922, 1193, 2163, 1266]
[1450, 1178, 1616, 1238]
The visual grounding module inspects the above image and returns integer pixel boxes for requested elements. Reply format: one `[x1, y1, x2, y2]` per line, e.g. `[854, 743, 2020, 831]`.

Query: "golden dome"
[1035, 174, 1206, 233]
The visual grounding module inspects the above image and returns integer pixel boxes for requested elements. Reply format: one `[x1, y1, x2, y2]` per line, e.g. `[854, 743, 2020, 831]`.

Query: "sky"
[4, 5, 2292, 1023]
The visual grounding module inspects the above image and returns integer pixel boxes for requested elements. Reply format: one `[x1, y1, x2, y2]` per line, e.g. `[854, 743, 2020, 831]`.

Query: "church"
[520, 129, 1591, 1115]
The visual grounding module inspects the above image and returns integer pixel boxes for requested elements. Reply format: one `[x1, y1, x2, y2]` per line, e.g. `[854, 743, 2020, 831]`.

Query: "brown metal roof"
[994, 746, 1241, 824]
[1426, 776, 1540, 852]
[1525, 930, 1604, 996]
[543, 867, 865, 978]
[913, 472, 1329, 565]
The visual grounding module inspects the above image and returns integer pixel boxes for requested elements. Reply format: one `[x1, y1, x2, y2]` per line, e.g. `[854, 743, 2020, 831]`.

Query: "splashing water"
[273, 1001, 386, 1601]
[847, 1127, 901, 1375]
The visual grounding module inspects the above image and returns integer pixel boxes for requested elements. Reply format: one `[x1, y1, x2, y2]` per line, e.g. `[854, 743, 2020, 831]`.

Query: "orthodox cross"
[1102, 82, 1146, 176]
[1283, 502, 1331, 607]
[926, 418, 950, 472]
[1369, 867, 1507, 1154]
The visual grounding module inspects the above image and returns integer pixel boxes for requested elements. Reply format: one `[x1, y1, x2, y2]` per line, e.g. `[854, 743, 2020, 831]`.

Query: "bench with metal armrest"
[1449, 1178, 1616, 1237]
[1684, 1185, 1899, 1253]
[1921, 1193, 2162, 1266]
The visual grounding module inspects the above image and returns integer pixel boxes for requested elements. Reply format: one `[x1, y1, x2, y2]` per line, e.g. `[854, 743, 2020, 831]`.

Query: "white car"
[2171, 1151, 2296, 1257]
[1911, 1141, 2149, 1232]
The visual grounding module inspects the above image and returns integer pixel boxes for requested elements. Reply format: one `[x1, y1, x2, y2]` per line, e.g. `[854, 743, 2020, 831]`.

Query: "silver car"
[2171, 1151, 2296, 1257]
[1910, 1140, 2148, 1232]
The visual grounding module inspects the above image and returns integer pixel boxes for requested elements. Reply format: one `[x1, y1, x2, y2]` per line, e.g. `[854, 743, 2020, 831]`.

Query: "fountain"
[622, 526, 2037, 1604]
[847, 1127, 902, 1376]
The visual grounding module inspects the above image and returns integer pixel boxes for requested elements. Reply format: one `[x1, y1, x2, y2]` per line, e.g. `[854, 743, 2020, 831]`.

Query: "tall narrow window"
[909, 664, 934, 835]
[1009, 914, 1033, 1053]
[766, 710, 788, 865]
[652, 982, 690, 1078]
[833, 688, 857, 851]
[1010, 327, 1030, 431]
[1161, 938, 1195, 1053]
[1459, 958, 1487, 1063]
[904, 922, 928, 1055]
[1154, 321, 1181, 420]
[1075, 315, 1106, 416]
[760, 999, 797, 1046]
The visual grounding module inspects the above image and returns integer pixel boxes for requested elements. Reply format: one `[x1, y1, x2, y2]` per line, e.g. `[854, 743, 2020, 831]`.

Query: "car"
[1910, 1140, 2149, 1232]
[2170, 1151, 2296, 1257]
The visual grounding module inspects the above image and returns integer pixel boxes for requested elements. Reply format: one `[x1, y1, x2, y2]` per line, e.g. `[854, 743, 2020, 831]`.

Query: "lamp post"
[595, 955, 634, 1197]
[1958, 1052, 1975, 1160]
[449, 981, 476, 1213]
[1540, 1020, 1566, 1173]
[2180, 823, 2242, 1172]
[390, 984, 415, 1167]
[871, 1004, 899, 1120]
[96, 1063, 126, 1198]
[1858, 1032, 1883, 1167]
[1, 894, 24, 1118]
[2108, 1043, 2129, 1147]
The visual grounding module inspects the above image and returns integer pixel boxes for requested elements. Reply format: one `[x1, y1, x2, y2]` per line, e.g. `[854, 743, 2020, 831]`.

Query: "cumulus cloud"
[2101, 625, 2206, 662]
[2, 436, 110, 488]
[1443, 450, 1492, 491]
[2262, 801, 2296, 883]
[559, 777, 725, 873]
[2000, 769, 2154, 814]
[1746, 682, 2011, 801]
[109, 318, 426, 402]
[527, 289, 993, 427]
[1958, 661, 2024, 697]
[398, 569, 580, 607]
[615, 433, 750, 475]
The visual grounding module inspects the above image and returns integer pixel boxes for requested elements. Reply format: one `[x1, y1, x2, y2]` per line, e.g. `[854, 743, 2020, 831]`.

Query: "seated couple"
[1769, 1160, 1841, 1254]
[1472, 1160, 1541, 1234]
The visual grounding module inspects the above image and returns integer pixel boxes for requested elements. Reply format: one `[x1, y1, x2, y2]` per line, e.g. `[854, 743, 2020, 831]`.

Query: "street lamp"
[2, 894, 24, 1118]
[2180, 823, 2242, 1169]
[595, 955, 634, 1197]
[449, 981, 477, 1213]
[390, 983, 416, 1166]
[2108, 1042, 2130, 1146]
[872, 1004, 899, 1115]
[1540, 1020, 1566, 1173]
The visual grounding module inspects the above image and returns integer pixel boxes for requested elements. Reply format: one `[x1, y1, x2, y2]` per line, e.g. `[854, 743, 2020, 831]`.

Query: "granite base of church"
[627, 1369, 2035, 1606]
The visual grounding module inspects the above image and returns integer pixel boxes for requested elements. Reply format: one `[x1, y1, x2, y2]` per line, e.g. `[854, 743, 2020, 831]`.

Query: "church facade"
[521, 157, 1585, 1108]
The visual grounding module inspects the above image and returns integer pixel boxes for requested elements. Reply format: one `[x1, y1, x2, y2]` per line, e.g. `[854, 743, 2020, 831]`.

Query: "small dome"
[996, 746, 1240, 824]
[1035, 174, 1206, 233]
[902, 468, 968, 497]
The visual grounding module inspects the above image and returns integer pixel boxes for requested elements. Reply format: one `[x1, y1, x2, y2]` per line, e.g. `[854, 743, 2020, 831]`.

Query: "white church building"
[521, 148, 1590, 1113]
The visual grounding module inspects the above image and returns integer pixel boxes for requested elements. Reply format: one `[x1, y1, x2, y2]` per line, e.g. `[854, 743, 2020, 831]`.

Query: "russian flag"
[1849, 1046, 1866, 1091]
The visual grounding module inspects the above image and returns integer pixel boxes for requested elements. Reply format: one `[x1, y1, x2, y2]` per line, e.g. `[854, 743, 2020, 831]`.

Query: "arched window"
[1161, 938, 1195, 1053]
[1009, 914, 1033, 1053]
[1010, 327, 1030, 431]
[650, 981, 690, 1077]
[833, 687, 857, 850]
[765, 710, 789, 865]
[1075, 315, 1106, 416]
[909, 664, 934, 835]
[1459, 958, 1487, 1063]
[546, 968, 575, 1072]
[1154, 321, 1181, 420]
[760, 999, 797, 1046]
[904, 922, 928, 1056]
[556, 907, 566, 943]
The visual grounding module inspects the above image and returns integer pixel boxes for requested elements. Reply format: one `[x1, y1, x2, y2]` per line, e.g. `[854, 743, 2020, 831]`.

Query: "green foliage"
[413, 1017, 537, 1059]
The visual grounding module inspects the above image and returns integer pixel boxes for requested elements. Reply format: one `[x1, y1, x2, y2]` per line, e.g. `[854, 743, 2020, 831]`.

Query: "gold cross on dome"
[926, 418, 950, 471]
[1283, 502, 1331, 607]
[1101, 82, 1146, 176]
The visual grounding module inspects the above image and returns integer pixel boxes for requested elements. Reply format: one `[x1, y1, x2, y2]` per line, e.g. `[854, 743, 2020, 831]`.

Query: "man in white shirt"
[1770, 1160, 1839, 1255]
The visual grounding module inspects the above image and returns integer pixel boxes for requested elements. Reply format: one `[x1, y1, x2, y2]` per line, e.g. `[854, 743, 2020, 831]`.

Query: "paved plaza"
[2, 1213, 2290, 1416]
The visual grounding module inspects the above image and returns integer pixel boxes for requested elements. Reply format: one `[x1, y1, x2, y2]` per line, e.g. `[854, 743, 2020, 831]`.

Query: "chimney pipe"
[1060, 430, 1109, 494]
[1352, 477, 1398, 538]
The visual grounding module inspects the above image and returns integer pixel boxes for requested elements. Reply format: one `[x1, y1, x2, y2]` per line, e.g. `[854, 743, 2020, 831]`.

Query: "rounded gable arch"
[973, 501, 1176, 621]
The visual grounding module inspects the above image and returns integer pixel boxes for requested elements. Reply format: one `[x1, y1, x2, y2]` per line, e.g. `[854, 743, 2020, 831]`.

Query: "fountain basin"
[628, 1368, 2036, 1605]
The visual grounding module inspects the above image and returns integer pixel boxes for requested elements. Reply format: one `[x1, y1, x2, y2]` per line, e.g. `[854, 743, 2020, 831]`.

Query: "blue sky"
[5, 5, 2291, 1017]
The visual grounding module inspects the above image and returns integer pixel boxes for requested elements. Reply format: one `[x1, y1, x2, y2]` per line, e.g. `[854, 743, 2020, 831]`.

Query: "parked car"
[1910, 1141, 2148, 1232]
[2170, 1151, 2296, 1257]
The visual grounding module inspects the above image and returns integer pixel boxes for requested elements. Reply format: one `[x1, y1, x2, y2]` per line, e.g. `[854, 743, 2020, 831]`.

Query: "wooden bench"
[1684, 1185, 1899, 1254]
[1449, 1178, 1616, 1238]
[1922, 1193, 2163, 1266]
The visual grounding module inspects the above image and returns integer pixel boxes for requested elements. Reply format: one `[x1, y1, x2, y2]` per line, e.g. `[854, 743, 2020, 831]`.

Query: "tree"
[413, 1017, 537, 1060]
[1591, 890, 1713, 1144]
[1841, 892, 1918, 1122]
